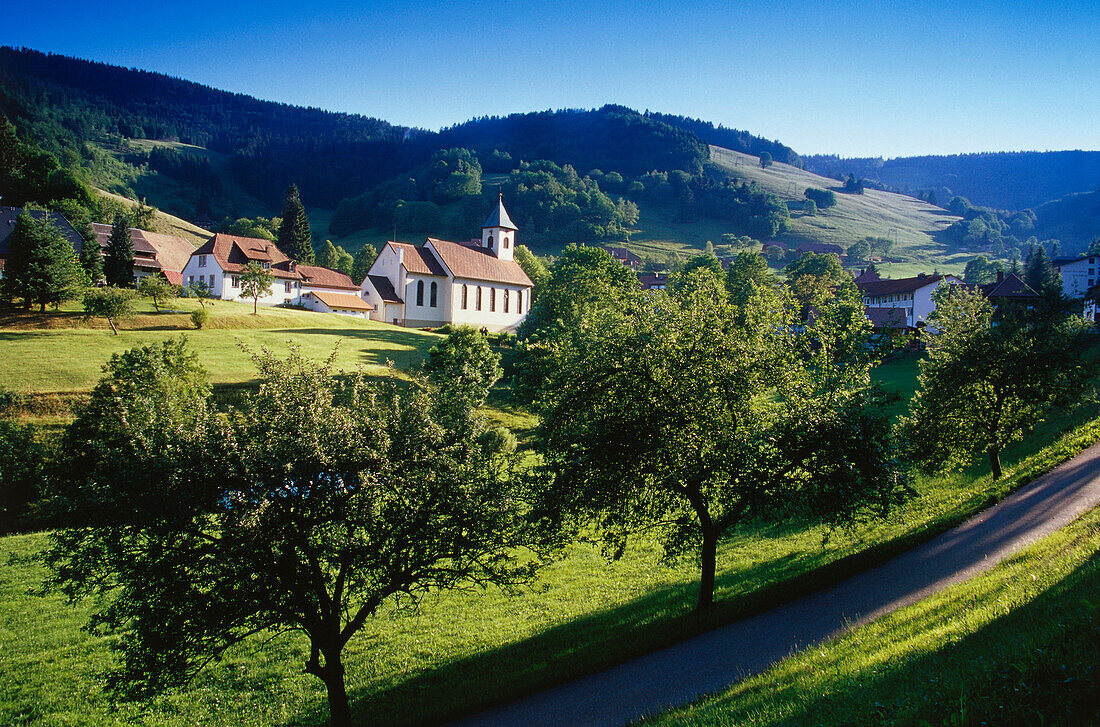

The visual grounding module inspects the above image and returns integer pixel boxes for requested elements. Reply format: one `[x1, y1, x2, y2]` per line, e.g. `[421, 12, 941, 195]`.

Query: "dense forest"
[804, 151, 1100, 211]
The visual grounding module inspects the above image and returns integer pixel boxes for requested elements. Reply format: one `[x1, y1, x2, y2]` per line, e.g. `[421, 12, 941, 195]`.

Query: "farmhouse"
[361, 197, 533, 331]
[857, 270, 963, 329]
[605, 245, 642, 267]
[91, 223, 195, 284]
[181, 233, 369, 315]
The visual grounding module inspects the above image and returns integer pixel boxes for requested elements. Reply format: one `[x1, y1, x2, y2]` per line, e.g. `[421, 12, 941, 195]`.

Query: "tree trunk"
[253, 297, 258, 315]
[322, 663, 352, 727]
[107, 317, 118, 335]
[697, 525, 718, 610]
[988, 446, 1002, 480]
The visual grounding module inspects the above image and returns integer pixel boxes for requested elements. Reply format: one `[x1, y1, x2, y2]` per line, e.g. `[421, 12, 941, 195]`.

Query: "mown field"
[2, 337, 1098, 726]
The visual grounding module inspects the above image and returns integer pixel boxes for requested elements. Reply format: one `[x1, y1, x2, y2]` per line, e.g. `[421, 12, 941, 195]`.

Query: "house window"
[261, 261, 270, 270]
[285, 281, 292, 294]
[198, 255, 207, 268]
[461, 284, 468, 309]
[208, 275, 215, 287]
[518, 290, 523, 314]
[188, 275, 194, 285]
[476, 286, 482, 311]
[490, 288, 496, 312]
[504, 289, 509, 313]
[231, 276, 239, 288]
[430, 281, 438, 307]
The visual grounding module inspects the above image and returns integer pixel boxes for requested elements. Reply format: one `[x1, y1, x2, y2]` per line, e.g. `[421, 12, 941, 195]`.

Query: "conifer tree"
[315, 239, 339, 269]
[2, 208, 82, 311]
[1024, 244, 1061, 299]
[80, 232, 104, 283]
[277, 184, 314, 264]
[103, 214, 135, 287]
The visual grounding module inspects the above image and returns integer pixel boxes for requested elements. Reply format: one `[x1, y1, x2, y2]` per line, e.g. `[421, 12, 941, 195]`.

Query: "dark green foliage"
[725, 251, 776, 311]
[103, 214, 134, 287]
[224, 216, 279, 240]
[963, 254, 1003, 285]
[784, 252, 857, 314]
[137, 275, 175, 313]
[423, 326, 503, 412]
[643, 111, 801, 165]
[46, 341, 533, 727]
[0, 418, 46, 533]
[277, 184, 313, 263]
[82, 286, 137, 334]
[512, 245, 549, 301]
[804, 187, 837, 209]
[351, 245, 378, 284]
[670, 252, 723, 292]
[899, 286, 1093, 479]
[2, 207, 83, 310]
[532, 269, 907, 609]
[843, 174, 864, 194]
[848, 238, 872, 263]
[190, 307, 209, 329]
[802, 199, 817, 216]
[395, 200, 443, 233]
[758, 151, 772, 168]
[1023, 244, 1062, 299]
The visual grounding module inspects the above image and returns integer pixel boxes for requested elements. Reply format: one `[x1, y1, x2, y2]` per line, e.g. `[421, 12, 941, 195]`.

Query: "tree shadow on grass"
[269, 327, 437, 369]
[685, 548, 1100, 727]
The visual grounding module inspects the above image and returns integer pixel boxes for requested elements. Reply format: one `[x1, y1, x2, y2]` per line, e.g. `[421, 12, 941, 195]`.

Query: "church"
[360, 197, 534, 332]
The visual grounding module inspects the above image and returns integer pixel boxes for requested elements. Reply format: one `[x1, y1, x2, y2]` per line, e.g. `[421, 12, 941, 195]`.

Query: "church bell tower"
[481, 193, 518, 261]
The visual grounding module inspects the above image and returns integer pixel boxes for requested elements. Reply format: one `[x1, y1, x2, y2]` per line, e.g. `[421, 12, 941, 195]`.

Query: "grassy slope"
[95, 189, 211, 247]
[0, 298, 439, 396]
[708, 146, 971, 277]
[645, 505, 1100, 727]
[3, 354, 1100, 726]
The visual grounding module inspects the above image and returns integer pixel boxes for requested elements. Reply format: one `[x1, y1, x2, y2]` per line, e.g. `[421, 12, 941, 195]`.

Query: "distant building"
[796, 241, 844, 257]
[1052, 256, 1098, 320]
[360, 197, 533, 331]
[0, 206, 86, 276]
[857, 272, 963, 329]
[181, 233, 369, 316]
[604, 245, 642, 267]
[638, 272, 669, 291]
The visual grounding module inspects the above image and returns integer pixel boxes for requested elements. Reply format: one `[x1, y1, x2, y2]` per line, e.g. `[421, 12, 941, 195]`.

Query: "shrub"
[191, 308, 210, 329]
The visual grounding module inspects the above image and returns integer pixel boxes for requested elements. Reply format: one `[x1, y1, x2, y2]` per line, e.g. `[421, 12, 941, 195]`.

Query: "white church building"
[361, 197, 534, 331]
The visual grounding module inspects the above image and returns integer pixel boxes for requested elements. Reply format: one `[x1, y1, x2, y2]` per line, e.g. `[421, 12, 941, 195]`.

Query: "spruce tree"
[80, 233, 104, 284]
[1024, 245, 1061, 299]
[3, 209, 82, 311]
[104, 214, 135, 287]
[277, 184, 314, 264]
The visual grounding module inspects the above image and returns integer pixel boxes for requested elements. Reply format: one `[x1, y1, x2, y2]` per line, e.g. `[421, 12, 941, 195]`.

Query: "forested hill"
[0, 47, 788, 213]
[804, 150, 1100, 211]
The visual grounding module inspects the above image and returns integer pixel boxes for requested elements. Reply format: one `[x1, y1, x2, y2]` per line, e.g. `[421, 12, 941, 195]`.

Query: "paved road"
[447, 440, 1100, 727]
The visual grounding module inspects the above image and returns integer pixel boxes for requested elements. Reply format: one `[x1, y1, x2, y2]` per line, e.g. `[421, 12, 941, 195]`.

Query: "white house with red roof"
[361, 197, 533, 331]
[857, 270, 963, 329]
[181, 233, 373, 316]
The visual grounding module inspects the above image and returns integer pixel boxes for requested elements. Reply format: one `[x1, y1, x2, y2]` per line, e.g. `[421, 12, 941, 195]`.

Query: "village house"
[360, 197, 533, 331]
[91, 223, 195, 285]
[1052, 256, 1098, 320]
[181, 233, 370, 316]
[857, 269, 963, 329]
[604, 245, 642, 267]
[638, 272, 669, 291]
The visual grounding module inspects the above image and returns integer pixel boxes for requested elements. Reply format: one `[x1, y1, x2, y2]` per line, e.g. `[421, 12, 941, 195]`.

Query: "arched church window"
[416, 280, 424, 306]
[503, 235, 510, 249]
[504, 289, 509, 313]
[430, 281, 438, 307]
[487, 235, 494, 249]
[461, 284, 468, 309]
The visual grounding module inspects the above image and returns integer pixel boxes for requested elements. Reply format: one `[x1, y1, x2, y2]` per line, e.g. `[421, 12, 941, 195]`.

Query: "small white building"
[361, 198, 533, 331]
[1052, 256, 1098, 319]
[182, 233, 372, 314]
[857, 270, 963, 328]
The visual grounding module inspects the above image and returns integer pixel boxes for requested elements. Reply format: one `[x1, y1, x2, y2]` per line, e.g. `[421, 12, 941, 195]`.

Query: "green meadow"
[2, 334, 1098, 725]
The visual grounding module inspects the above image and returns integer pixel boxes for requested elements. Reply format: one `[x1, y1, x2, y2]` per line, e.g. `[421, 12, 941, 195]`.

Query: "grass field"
[645, 504, 1100, 727]
[3, 349, 1099, 726]
[708, 146, 972, 277]
[0, 298, 439, 398]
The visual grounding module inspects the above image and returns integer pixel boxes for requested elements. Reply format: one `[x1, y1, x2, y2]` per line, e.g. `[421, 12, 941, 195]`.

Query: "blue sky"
[4, 0, 1098, 157]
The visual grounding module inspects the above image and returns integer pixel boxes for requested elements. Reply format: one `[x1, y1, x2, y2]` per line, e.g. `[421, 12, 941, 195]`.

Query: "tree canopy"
[47, 341, 536, 727]
[2, 207, 83, 310]
[531, 268, 908, 609]
[239, 261, 274, 315]
[103, 214, 135, 288]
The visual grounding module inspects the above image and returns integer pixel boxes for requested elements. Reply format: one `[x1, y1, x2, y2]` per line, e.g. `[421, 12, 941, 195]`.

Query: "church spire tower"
[481, 193, 518, 261]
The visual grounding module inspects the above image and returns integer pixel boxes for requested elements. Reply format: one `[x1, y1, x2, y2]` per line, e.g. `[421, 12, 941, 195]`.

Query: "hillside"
[95, 189, 209, 247]
[804, 150, 1100, 211]
[708, 146, 969, 276]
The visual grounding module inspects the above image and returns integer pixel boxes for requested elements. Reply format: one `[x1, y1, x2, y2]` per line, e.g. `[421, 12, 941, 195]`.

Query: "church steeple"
[481, 193, 518, 261]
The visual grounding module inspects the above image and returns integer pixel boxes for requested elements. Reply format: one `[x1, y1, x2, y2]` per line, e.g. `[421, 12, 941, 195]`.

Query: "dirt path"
[447, 440, 1100, 727]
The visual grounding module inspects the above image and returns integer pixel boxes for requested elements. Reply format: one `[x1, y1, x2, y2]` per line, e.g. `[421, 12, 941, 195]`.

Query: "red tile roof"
[858, 274, 948, 296]
[388, 242, 448, 276]
[92, 223, 198, 275]
[192, 233, 300, 279]
[162, 270, 183, 286]
[296, 264, 358, 291]
[426, 238, 533, 286]
[865, 306, 907, 329]
[310, 291, 374, 312]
